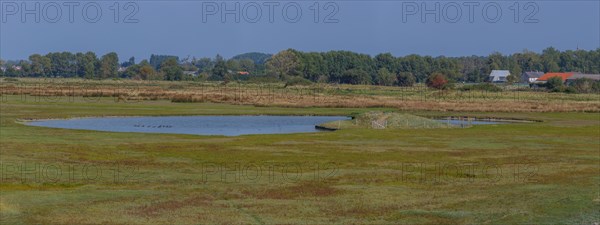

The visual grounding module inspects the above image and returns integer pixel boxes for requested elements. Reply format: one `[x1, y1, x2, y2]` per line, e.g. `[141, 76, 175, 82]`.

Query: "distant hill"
[231, 52, 272, 65]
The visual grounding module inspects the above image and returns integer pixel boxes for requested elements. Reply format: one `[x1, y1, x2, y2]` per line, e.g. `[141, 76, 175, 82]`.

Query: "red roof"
[537, 72, 577, 81]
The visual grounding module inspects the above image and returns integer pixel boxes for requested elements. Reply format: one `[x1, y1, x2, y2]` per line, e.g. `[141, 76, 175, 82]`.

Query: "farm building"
[565, 74, 600, 83]
[489, 70, 511, 83]
[535, 72, 578, 84]
[183, 71, 199, 76]
[521, 71, 545, 83]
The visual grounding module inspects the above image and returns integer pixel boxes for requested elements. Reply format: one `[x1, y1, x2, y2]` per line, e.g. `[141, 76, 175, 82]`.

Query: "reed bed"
[1, 78, 598, 112]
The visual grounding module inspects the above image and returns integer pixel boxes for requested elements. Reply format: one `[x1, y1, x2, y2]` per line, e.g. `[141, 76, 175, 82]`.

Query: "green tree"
[266, 49, 299, 79]
[4, 66, 18, 77]
[0, 59, 4, 77]
[226, 59, 240, 72]
[121, 56, 135, 67]
[396, 72, 416, 87]
[508, 64, 522, 83]
[513, 50, 543, 72]
[296, 52, 327, 81]
[375, 68, 396, 86]
[29, 54, 51, 77]
[374, 53, 397, 73]
[99, 52, 119, 79]
[44, 52, 76, 77]
[398, 55, 430, 82]
[75, 52, 98, 79]
[341, 69, 371, 85]
[195, 57, 214, 73]
[541, 47, 560, 72]
[19, 61, 32, 77]
[487, 52, 505, 75]
[83, 52, 98, 79]
[123, 64, 140, 79]
[139, 60, 159, 80]
[238, 59, 255, 72]
[150, 55, 179, 69]
[160, 58, 183, 81]
[210, 55, 228, 80]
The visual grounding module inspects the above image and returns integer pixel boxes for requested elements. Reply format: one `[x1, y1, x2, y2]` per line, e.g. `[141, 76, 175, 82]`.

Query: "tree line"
[1, 48, 599, 86]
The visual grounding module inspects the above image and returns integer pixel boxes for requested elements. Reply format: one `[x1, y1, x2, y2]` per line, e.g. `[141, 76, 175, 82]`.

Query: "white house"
[521, 71, 545, 83]
[183, 71, 198, 76]
[489, 70, 510, 83]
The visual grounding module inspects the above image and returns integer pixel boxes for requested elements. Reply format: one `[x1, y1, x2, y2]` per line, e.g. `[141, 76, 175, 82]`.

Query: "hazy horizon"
[2, 47, 600, 63]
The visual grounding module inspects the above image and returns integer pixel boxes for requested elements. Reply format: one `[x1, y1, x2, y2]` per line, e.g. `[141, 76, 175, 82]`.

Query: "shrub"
[246, 75, 281, 84]
[396, 72, 416, 87]
[195, 72, 210, 81]
[593, 81, 600, 93]
[426, 72, 449, 90]
[545, 76, 564, 91]
[563, 86, 577, 94]
[506, 74, 520, 84]
[316, 75, 329, 83]
[460, 83, 503, 92]
[171, 94, 203, 103]
[341, 69, 372, 85]
[285, 76, 313, 87]
[569, 78, 596, 93]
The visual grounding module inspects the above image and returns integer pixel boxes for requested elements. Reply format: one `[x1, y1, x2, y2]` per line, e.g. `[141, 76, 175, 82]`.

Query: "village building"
[535, 72, 578, 84]
[565, 74, 600, 84]
[521, 71, 545, 83]
[489, 70, 510, 83]
[183, 71, 198, 76]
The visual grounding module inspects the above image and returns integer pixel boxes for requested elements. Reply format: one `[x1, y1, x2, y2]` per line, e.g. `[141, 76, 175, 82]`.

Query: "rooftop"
[537, 72, 578, 81]
[567, 74, 600, 80]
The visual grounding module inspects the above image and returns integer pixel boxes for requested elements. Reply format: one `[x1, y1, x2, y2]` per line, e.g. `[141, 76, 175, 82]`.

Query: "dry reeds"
[2, 78, 598, 112]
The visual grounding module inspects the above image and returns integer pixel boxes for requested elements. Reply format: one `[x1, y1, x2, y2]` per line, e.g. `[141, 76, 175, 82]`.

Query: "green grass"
[0, 95, 598, 224]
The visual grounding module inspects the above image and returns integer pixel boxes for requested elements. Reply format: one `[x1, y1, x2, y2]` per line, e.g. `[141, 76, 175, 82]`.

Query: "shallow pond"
[27, 116, 350, 136]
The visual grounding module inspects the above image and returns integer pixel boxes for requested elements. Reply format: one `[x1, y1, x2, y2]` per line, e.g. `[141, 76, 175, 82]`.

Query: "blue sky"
[1, 1, 599, 61]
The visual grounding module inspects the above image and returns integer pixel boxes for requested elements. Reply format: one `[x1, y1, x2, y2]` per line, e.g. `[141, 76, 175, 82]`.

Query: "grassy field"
[0, 80, 599, 224]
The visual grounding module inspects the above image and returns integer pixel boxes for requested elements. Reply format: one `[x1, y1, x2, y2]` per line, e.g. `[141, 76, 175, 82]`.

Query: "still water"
[27, 116, 349, 136]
